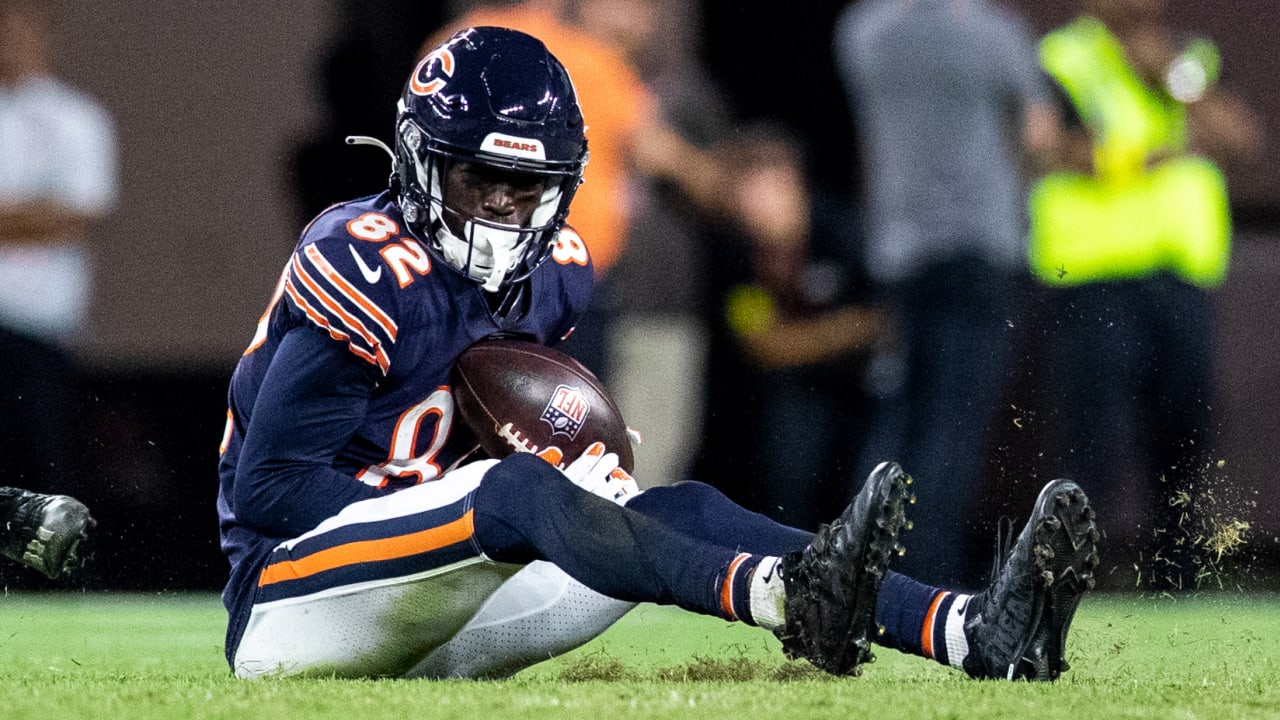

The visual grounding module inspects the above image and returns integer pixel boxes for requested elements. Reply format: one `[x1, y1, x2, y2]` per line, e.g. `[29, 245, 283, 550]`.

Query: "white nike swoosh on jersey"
[349, 244, 383, 283]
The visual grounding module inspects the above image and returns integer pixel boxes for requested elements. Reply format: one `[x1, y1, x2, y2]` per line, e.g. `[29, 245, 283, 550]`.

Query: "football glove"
[556, 442, 640, 506]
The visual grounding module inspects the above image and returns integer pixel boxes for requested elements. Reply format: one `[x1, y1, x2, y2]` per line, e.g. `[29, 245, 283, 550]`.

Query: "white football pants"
[233, 460, 635, 679]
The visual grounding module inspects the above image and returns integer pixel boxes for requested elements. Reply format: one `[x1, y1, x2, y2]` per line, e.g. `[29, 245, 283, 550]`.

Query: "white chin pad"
[436, 221, 526, 292]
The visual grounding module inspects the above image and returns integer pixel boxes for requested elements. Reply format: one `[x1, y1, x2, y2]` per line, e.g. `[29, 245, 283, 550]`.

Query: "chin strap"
[436, 218, 525, 292]
[484, 234, 514, 293]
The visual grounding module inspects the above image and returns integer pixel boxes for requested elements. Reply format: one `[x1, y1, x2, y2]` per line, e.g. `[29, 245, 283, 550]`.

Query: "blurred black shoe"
[1, 488, 95, 579]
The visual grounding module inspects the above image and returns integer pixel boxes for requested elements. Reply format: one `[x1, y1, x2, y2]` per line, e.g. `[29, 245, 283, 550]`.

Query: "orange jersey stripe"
[245, 264, 291, 356]
[284, 277, 387, 371]
[219, 409, 234, 456]
[921, 590, 949, 660]
[303, 244, 399, 341]
[291, 255, 389, 367]
[719, 552, 751, 620]
[258, 509, 475, 588]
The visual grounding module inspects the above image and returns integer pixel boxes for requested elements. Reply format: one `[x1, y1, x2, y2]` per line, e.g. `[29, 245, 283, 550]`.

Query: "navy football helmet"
[393, 27, 587, 292]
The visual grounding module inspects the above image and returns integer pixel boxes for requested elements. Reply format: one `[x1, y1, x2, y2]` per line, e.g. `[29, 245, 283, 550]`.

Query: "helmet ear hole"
[393, 27, 587, 291]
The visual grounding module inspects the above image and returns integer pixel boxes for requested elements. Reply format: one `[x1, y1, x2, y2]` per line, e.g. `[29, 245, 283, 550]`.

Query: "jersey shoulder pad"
[546, 225, 594, 306]
[517, 226, 593, 343]
[551, 226, 593, 270]
[283, 195, 420, 374]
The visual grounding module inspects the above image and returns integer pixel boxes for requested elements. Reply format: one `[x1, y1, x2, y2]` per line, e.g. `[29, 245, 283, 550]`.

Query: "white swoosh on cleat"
[349, 244, 383, 284]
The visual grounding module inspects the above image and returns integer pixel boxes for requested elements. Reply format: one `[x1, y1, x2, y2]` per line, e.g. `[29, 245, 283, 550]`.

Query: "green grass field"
[1, 592, 1277, 719]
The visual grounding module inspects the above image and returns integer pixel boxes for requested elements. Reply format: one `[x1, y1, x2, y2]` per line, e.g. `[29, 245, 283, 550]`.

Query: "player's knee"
[479, 452, 574, 508]
[473, 453, 582, 562]
[627, 480, 715, 512]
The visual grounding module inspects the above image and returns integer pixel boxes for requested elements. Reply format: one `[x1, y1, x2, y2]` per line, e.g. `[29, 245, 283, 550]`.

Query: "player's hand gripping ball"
[451, 337, 635, 473]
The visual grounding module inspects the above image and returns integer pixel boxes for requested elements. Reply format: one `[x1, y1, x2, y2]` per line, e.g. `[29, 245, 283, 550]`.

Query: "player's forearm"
[234, 462, 383, 537]
[0, 202, 94, 242]
[744, 306, 884, 369]
[1185, 92, 1265, 164]
[234, 327, 386, 536]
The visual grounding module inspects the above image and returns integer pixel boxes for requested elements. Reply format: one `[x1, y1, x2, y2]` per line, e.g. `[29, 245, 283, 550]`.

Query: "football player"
[219, 26, 1099, 681]
[0, 487, 93, 579]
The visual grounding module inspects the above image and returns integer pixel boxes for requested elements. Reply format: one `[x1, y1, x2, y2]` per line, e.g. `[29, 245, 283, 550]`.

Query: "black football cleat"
[0, 488, 95, 579]
[962, 479, 1099, 681]
[775, 461, 912, 676]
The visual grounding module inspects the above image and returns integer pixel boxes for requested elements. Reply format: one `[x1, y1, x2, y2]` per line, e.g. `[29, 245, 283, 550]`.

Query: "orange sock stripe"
[921, 590, 950, 660]
[719, 552, 751, 620]
[258, 509, 474, 587]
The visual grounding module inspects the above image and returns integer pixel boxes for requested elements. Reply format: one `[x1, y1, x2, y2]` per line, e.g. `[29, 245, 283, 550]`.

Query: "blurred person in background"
[568, 0, 733, 486]
[1029, 0, 1263, 591]
[291, 2, 447, 223]
[0, 0, 105, 580]
[702, 123, 883, 531]
[834, 0, 1059, 588]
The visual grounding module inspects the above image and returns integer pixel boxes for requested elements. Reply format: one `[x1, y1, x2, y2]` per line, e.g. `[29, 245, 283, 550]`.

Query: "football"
[451, 337, 635, 472]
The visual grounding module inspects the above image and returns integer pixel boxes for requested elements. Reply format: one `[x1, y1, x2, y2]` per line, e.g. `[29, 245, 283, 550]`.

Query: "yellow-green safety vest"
[1029, 17, 1230, 288]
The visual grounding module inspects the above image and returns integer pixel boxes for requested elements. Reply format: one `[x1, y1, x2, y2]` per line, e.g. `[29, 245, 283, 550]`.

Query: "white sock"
[748, 556, 785, 631]
[943, 593, 972, 670]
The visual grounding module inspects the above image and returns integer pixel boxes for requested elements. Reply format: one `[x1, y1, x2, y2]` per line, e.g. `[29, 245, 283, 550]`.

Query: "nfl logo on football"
[541, 384, 590, 440]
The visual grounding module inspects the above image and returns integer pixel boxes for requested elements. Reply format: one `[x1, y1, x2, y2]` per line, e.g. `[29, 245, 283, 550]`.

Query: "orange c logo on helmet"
[410, 48, 455, 96]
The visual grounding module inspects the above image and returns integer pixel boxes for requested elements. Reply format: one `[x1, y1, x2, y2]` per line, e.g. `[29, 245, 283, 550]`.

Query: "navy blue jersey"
[217, 191, 593, 655]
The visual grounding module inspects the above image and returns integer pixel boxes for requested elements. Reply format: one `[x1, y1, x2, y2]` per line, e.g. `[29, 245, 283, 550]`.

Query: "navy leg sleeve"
[471, 454, 741, 619]
[625, 481, 814, 555]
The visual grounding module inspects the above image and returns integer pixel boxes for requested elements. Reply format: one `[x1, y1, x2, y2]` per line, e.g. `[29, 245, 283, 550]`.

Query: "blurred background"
[4, 0, 1277, 593]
